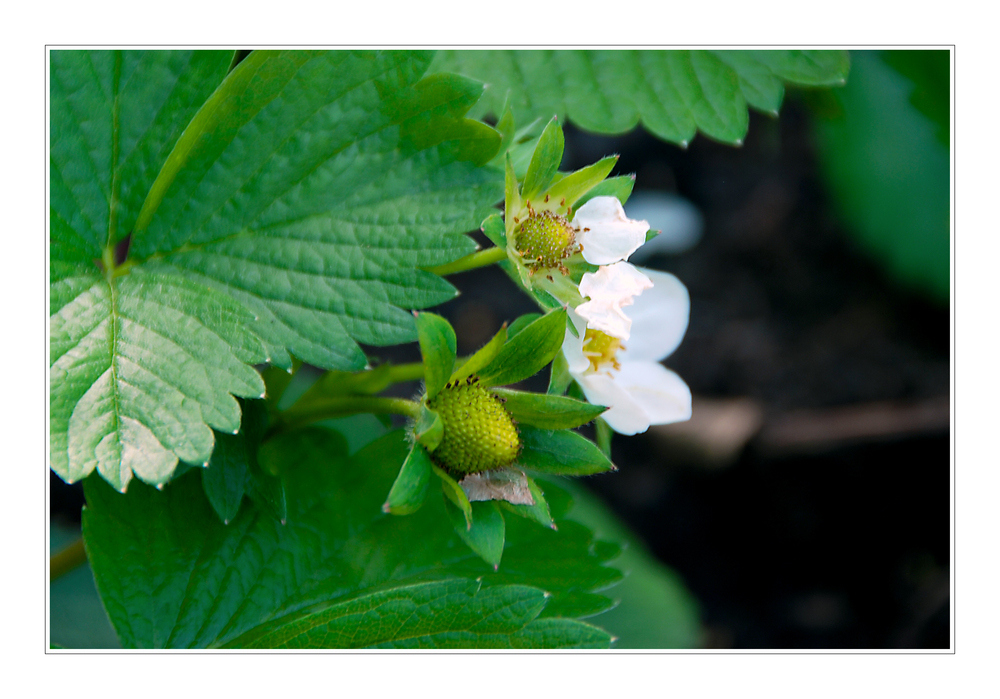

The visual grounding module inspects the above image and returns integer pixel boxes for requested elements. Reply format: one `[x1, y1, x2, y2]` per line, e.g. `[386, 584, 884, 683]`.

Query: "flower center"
[426, 377, 521, 474]
[582, 329, 624, 374]
[513, 210, 576, 270]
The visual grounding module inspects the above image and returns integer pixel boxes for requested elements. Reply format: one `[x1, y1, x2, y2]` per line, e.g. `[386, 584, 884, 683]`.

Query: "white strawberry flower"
[575, 261, 653, 341]
[563, 268, 692, 435]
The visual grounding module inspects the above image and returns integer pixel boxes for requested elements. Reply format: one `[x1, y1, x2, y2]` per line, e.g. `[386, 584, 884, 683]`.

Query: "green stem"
[270, 395, 420, 438]
[50, 537, 87, 581]
[425, 246, 508, 276]
[381, 362, 425, 383]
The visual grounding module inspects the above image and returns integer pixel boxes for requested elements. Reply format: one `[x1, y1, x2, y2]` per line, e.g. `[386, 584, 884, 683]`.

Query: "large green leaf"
[82, 428, 618, 648]
[51, 50, 504, 489]
[131, 51, 501, 370]
[50, 50, 234, 263]
[430, 50, 850, 146]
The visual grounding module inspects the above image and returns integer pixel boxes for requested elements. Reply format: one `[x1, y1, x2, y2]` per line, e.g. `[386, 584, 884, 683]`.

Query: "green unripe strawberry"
[426, 377, 521, 473]
[513, 209, 576, 270]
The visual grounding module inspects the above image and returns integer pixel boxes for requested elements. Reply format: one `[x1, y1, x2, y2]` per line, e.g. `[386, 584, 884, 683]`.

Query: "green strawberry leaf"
[82, 428, 620, 648]
[51, 50, 504, 489]
[430, 49, 850, 146]
[50, 50, 234, 258]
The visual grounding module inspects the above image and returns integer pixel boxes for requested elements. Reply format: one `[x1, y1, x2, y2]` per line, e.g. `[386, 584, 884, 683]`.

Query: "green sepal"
[517, 425, 616, 476]
[383, 443, 433, 515]
[481, 212, 507, 248]
[477, 309, 567, 388]
[433, 464, 473, 529]
[415, 311, 457, 400]
[499, 475, 555, 530]
[645, 229, 660, 244]
[504, 154, 522, 236]
[451, 324, 508, 383]
[506, 116, 547, 180]
[595, 417, 613, 460]
[445, 498, 506, 569]
[546, 156, 619, 213]
[495, 388, 606, 430]
[521, 116, 564, 201]
[575, 174, 636, 208]
[547, 350, 573, 396]
[507, 312, 541, 338]
[413, 405, 444, 452]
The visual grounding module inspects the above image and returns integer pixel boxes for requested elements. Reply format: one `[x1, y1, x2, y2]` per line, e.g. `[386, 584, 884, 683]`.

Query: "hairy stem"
[425, 246, 507, 276]
[270, 396, 421, 438]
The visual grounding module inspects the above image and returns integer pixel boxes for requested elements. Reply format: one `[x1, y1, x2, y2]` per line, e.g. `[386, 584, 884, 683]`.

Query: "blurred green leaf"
[430, 50, 850, 146]
[562, 482, 702, 649]
[814, 50, 949, 302]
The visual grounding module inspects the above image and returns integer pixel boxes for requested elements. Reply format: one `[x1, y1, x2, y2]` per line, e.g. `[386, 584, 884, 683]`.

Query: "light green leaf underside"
[132, 50, 502, 370]
[50, 269, 267, 489]
[429, 49, 850, 145]
[82, 429, 619, 648]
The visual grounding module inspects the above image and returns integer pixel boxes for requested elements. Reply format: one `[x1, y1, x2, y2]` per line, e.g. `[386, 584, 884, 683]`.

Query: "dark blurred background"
[51, 50, 951, 649]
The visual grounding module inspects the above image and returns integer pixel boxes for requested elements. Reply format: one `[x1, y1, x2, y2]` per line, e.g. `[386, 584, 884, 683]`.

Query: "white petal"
[576, 372, 652, 436]
[562, 309, 591, 375]
[574, 196, 650, 265]
[613, 361, 692, 426]
[618, 268, 690, 362]
[576, 262, 653, 340]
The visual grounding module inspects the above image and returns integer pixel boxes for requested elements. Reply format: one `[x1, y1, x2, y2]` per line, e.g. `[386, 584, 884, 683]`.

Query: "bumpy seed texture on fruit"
[426, 379, 521, 473]
[514, 210, 576, 268]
